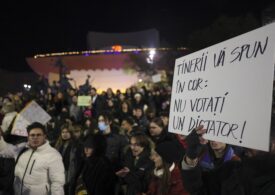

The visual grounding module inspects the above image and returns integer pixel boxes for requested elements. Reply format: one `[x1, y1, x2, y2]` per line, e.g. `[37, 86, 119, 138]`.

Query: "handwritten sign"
[11, 101, 51, 137]
[168, 23, 275, 151]
[77, 96, 91, 106]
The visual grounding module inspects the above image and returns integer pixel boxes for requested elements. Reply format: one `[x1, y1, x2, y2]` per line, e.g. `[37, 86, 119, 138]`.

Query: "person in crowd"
[145, 141, 189, 195]
[53, 91, 68, 116]
[145, 107, 157, 122]
[133, 107, 149, 133]
[97, 113, 128, 170]
[55, 124, 83, 195]
[132, 93, 147, 111]
[72, 124, 84, 143]
[125, 88, 133, 101]
[74, 134, 116, 195]
[82, 118, 97, 137]
[181, 125, 275, 195]
[149, 118, 184, 164]
[90, 87, 105, 118]
[120, 116, 141, 141]
[69, 95, 82, 123]
[149, 118, 176, 145]
[0, 122, 65, 195]
[116, 133, 154, 195]
[0, 128, 15, 195]
[117, 101, 133, 122]
[106, 99, 119, 119]
[1, 102, 17, 134]
[199, 141, 240, 171]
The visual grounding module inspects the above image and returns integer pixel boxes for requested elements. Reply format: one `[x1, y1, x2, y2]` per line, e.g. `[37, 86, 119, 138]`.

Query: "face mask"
[98, 121, 108, 132]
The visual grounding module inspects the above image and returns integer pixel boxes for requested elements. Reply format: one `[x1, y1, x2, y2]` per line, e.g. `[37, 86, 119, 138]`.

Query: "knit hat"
[83, 134, 107, 157]
[155, 141, 181, 164]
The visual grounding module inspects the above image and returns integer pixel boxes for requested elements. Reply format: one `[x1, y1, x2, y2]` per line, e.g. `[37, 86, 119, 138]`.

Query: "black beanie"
[155, 141, 180, 164]
[83, 134, 107, 157]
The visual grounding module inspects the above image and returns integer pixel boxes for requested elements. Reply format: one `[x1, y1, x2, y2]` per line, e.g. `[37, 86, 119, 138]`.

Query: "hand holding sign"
[186, 125, 208, 159]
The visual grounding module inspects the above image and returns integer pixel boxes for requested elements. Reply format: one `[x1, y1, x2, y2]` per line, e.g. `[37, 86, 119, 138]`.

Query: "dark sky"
[0, 0, 274, 72]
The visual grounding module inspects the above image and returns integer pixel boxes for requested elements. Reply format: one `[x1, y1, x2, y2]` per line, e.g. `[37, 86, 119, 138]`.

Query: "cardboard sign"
[11, 101, 51, 137]
[77, 96, 91, 106]
[152, 74, 162, 83]
[169, 23, 275, 151]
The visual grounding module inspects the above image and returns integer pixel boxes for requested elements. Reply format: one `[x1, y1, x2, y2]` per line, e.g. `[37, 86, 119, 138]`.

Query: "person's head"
[1, 102, 15, 114]
[55, 124, 74, 148]
[90, 87, 97, 97]
[118, 93, 125, 101]
[126, 88, 132, 95]
[121, 117, 135, 134]
[83, 134, 107, 158]
[61, 125, 73, 141]
[56, 91, 64, 100]
[72, 125, 83, 139]
[145, 107, 156, 121]
[134, 107, 144, 119]
[209, 141, 227, 152]
[149, 118, 165, 137]
[27, 122, 47, 149]
[134, 93, 142, 102]
[151, 141, 180, 168]
[160, 112, 169, 127]
[69, 89, 76, 97]
[72, 95, 78, 104]
[97, 113, 112, 134]
[121, 101, 130, 112]
[130, 134, 150, 157]
[106, 88, 113, 97]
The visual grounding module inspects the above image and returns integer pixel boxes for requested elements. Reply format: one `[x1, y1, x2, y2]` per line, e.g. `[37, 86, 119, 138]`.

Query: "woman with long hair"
[55, 124, 82, 195]
[145, 141, 189, 195]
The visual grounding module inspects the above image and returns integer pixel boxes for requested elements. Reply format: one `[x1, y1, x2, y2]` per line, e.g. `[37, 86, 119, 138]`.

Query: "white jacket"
[0, 137, 65, 195]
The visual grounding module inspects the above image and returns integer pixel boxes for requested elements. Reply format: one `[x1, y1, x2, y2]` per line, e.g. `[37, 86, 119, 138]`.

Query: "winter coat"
[76, 156, 116, 195]
[56, 141, 83, 195]
[105, 132, 128, 170]
[199, 145, 240, 171]
[14, 141, 65, 195]
[146, 164, 189, 195]
[0, 156, 15, 195]
[181, 154, 275, 195]
[122, 149, 154, 195]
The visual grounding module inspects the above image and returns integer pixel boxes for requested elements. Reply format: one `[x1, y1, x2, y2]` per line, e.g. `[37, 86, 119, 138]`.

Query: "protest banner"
[11, 101, 51, 137]
[77, 96, 92, 106]
[168, 23, 275, 151]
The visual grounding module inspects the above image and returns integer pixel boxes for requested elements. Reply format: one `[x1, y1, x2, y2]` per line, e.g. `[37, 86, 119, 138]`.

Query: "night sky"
[0, 0, 274, 72]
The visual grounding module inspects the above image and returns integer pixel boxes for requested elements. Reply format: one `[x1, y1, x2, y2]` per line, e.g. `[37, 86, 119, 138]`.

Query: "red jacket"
[145, 165, 189, 195]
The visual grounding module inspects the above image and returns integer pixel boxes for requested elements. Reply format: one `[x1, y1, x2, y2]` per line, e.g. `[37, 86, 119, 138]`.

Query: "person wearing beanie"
[145, 141, 189, 195]
[73, 134, 116, 195]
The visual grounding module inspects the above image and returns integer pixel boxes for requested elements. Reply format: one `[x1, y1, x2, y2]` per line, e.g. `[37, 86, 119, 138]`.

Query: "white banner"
[169, 23, 275, 151]
[11, 101, 51, 137]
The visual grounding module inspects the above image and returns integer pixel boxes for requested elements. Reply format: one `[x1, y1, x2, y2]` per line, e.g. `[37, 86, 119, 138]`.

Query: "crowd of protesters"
[0, 75, 275, 195]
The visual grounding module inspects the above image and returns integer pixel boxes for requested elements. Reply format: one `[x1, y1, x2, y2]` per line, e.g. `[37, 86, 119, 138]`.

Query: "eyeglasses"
[29, 134, 43, 138]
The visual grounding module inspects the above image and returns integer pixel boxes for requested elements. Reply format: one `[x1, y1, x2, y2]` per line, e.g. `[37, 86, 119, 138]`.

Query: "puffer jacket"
[14, 141, 65, 195]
